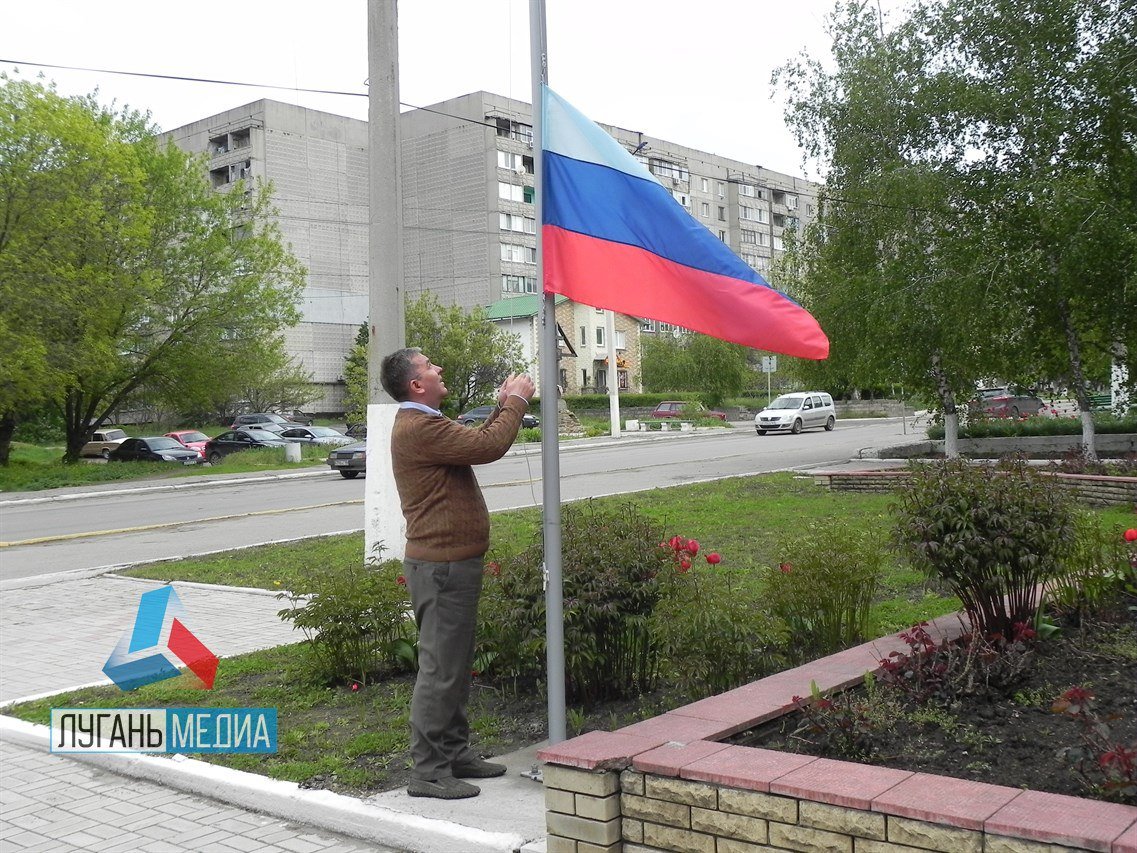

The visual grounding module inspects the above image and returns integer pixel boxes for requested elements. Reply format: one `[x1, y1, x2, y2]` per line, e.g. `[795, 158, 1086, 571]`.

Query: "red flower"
[706, 552, 721, 564]
[1124, 528, 1137, 543]
[485, 561, 501, 577]
[686, 539, 699, 555]
[396, 575, 407, 586]
[669, 535, 683, 551]
[350, 682, 360, 692]
[678, 558, 691, 572]
[779, 562, 793, 574]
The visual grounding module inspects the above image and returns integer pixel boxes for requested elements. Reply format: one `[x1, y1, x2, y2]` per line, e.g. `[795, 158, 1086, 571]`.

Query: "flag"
[540, 85, 829, 360]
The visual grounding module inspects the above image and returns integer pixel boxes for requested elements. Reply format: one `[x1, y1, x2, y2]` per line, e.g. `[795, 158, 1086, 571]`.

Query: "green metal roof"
[485, 294, 567, 320]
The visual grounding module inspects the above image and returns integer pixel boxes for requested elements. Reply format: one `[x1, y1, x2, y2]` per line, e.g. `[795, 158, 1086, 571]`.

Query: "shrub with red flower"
[1054, 685, 1137, 800]
[663, 535, 721, 573]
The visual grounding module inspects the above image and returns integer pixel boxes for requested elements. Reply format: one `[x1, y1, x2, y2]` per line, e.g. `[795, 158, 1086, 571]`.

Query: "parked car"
[279, 426, 353, 446]
[109, 437, 205, 465]
[754, 392, 836, 435]
[203, 428, 288, 464]
[458, 405, 540, 429]
[345, 423, 367, 439]
[650, 401, 727, 421]
[288, 410, 315, 427]
[326, 441, 366, 479]
[243, 422, 291, 435]
[971, 387, 1044, 419]
[231, 413, 291, 429]
[164, 430, 210, 459]
[80, 428, 129, 459]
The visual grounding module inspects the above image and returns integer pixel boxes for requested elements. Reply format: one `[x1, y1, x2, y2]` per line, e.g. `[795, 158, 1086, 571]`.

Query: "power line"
[0, 58, 502, 132]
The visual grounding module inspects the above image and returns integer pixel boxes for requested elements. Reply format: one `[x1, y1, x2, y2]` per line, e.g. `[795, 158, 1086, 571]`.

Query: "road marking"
[0, 500, 364, 548]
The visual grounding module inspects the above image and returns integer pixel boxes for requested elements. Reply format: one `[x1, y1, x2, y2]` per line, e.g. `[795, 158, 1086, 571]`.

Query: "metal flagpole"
[530, 0, 566, 745]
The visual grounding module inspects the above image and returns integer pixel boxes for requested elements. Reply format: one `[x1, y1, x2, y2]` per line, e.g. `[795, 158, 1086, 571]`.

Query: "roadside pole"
[365, 0, 406, 562]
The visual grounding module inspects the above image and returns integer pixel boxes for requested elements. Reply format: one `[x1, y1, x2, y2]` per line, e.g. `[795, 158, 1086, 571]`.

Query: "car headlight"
[160, 454, 177, 460]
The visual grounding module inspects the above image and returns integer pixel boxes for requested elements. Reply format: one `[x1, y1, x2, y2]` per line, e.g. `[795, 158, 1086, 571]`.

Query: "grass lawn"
[0, 442, 331, 493]
[9, 473, 1132, 796]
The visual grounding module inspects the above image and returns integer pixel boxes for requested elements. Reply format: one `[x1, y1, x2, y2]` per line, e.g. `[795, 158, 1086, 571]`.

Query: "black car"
[204, 428, 288, 464]
[109, 437, 204, 465]
[326, 441, 366, 479]
[458, 405, 540, 429]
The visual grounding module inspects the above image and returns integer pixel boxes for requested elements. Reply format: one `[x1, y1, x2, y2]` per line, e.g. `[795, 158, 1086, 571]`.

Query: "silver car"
[755, 392, 836, 435]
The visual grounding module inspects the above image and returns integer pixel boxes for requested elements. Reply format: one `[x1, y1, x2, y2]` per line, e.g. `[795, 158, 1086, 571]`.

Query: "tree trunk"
[1055, 293, 1097, 461]
[0, 412, 16, 466]
[930, 351, 959, 459]
[1111, 342, 1129, 416]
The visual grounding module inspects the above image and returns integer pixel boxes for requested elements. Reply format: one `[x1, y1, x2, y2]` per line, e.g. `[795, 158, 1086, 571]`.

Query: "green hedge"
[927, 413, 1137, 440]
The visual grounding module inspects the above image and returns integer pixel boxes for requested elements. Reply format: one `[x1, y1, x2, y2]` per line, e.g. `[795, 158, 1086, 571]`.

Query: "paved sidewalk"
[0, 741, 392, 852]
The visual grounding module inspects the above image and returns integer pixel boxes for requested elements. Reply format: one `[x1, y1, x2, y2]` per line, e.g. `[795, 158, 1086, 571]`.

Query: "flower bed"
[537, 611, 1137, 853]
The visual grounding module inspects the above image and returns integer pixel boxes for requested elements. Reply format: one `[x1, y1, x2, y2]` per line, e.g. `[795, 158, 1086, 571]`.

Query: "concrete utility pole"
[365, 0, 406, 562]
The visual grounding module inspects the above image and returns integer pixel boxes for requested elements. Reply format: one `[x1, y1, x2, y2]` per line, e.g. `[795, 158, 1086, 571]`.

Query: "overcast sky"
[1, 1, 903, 179]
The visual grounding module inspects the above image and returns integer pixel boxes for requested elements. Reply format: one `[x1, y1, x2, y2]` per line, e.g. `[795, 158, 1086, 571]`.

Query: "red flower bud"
[485, 561, 501, 577]
[706, 552, 721, 564]
[669, 535, 683, 550]
[1124, 528, 1137, 542]
[679, 558, 691, 571]
[396, 575, 407, 586]
[686, 539, 699, 555]
[779, 562, 792, 574]
[351, 683, 360, 692]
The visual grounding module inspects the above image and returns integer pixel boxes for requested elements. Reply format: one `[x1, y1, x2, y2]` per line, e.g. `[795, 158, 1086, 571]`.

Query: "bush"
[1047, 512, 1134, 621]
[277, 555, 413, 685]
[478, 501, 672, 704]
[652, 539, 788, 698]
[759, 525, 885, 658]
[927, 412, 1137, 440]
[892, 459, 1078, 637]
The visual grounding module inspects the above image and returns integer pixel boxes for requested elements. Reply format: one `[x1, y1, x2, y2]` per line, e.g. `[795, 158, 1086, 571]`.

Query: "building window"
[641, 318, 656, 332]
[596, 327, 604, 346]
[499, 213, 536, 233]
[501, 244, 536, 264]
[595, 368, 607, 389]
[493, 117, 533, 146]
[580, 326, 587, 346]
[523, 186, 535, 204]
[700, 202, 710, 217]
[671, 190, 690, 207]
[786, 195, 798, 210]
[716, 182, 725, 198]
[718, 229, 728, 241]
[741, 206, 769, 224]
[618, 369, 629, 390]
[773, 235, 785, 251]
[700, 177, 709, 192]
[648, 159, 689, 183]
[739, 183, 755, 197]
[498, 182, 525, 203]
[717, 206, 726, 221]
[502, 275, 537, 293]
[615, 330, 626, 350]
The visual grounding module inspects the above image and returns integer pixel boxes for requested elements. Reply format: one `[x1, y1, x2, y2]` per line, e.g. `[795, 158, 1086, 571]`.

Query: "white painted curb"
[0, 715, 525, 853]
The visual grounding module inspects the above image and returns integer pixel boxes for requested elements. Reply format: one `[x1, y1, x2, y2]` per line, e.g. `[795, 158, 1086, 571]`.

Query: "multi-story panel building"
[162, 101, 369, 411]
[166, 93, 817, 410]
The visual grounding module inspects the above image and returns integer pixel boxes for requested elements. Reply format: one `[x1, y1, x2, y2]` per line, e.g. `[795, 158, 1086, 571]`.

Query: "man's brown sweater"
[390, 398, 528, 561]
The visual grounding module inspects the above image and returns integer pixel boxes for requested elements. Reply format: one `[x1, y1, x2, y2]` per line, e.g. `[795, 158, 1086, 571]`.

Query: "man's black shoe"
[452, 757, 507, 779]
[407, 777, 480, 799]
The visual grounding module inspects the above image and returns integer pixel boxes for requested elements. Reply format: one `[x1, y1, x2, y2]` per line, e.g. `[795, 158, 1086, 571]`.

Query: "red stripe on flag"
[543, 226, 828, 359]
[169, 618, 219, 689]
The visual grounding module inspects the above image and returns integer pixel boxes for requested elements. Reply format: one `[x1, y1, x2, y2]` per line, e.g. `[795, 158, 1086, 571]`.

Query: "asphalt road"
[0, 418, 920, 581]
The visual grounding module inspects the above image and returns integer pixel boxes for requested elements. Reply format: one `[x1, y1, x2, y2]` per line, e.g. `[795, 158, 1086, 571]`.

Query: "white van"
[755, 392, 836, 435]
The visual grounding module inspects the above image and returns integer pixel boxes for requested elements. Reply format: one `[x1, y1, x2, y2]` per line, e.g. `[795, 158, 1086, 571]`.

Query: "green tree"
[641, 332, 753, 408]
[404, 293, 525, 417]
[0, 76, 306, 462]
[341, 321, 370, 426]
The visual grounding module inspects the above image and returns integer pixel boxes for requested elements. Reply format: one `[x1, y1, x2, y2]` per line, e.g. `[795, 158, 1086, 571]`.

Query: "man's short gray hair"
[379, 347, 423, 402]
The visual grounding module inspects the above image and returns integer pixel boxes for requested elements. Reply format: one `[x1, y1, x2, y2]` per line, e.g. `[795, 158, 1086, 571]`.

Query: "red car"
[650, 401, 727, 421]
[165, 430, 210, 459]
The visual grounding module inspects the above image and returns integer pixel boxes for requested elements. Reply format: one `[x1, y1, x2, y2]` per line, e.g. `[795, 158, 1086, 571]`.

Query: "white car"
[755, 392, 836, 435]
[80, 428, 129, 459]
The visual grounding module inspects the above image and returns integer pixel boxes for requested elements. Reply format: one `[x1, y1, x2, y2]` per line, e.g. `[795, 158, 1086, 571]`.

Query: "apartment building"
[166, 94, 817, 409]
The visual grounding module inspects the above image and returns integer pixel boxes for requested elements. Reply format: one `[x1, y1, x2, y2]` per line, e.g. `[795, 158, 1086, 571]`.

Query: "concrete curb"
[0, 715, 527, 853]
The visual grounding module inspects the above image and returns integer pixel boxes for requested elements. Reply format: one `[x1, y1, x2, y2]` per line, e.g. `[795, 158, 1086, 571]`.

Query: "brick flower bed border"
[537, 612, 1137, 853]
[811, 469, 1137, 507]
